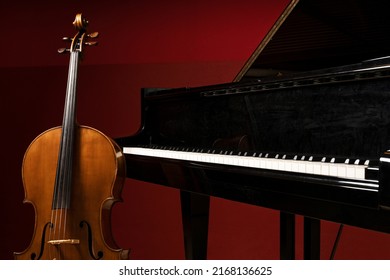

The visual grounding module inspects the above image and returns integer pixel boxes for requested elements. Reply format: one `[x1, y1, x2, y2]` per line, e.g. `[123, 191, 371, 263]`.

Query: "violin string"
[61, 56, 72, 243]
[50, 134, 65, 259]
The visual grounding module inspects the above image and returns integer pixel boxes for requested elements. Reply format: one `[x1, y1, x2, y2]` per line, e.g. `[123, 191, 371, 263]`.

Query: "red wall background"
[2, 0, 390, 260]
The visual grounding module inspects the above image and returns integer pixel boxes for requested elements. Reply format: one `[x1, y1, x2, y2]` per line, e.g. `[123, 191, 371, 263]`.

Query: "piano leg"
[180, 191, 210, 260]
[180, 194, 320, 260]
[303, 217, 321, 259]
[280, 212, 296, 259]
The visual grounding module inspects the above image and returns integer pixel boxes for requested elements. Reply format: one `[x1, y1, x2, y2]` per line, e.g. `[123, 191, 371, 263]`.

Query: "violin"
[14, 14, 129, 260]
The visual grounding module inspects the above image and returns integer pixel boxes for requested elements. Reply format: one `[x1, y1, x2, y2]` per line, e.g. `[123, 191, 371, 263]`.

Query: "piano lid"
[235, 0, 390, 82]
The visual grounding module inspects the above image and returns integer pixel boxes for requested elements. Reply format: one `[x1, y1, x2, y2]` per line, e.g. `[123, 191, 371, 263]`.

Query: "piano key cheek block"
[379, 153, 390, 209]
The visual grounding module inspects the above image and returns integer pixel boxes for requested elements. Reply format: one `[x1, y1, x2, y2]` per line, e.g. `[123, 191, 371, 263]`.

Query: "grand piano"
[116, 0, 390, 259]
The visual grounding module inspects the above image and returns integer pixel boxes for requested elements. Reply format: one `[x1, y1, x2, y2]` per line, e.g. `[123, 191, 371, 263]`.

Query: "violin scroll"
[58, 13, 99, 54]
[72, 13, 88, 31]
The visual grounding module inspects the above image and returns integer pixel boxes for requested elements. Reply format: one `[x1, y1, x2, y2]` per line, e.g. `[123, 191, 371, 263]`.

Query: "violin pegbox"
[58, 13, 99, 54]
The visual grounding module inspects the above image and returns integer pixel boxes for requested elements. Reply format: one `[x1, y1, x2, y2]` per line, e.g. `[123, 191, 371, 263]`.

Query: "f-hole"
[31, 222, 53, 260]
[79, 221, 103, 259]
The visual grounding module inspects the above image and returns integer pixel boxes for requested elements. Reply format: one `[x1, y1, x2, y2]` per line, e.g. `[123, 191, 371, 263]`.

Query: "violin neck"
[52, 51, 80, 210]
[63, 51, 80, 129]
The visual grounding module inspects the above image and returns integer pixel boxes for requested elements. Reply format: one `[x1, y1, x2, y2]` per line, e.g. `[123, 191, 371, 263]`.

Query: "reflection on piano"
[116, 0, 390, 259]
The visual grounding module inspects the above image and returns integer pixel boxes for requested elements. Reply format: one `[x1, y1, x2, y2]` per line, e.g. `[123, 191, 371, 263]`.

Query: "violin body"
[14, 14, 129, 260]
[15, 125, 129, 259]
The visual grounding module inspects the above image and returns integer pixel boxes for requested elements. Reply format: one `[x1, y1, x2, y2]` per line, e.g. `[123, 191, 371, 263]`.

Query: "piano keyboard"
[123, 147, 375, 181]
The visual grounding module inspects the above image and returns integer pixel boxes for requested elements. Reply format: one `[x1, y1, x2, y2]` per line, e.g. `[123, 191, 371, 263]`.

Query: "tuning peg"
[58, 48, 70, 54]
[87, 32, 99, 39]
[84, 41, 98, 47]
[62, 37, 72, 42]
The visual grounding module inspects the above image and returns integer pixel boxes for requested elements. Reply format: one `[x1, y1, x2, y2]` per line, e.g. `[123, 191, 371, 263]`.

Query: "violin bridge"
[47, 239, 80, 245]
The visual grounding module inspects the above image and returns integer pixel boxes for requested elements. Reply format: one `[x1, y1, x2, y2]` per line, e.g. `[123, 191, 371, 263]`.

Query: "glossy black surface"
[141, 58, 390, 159]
